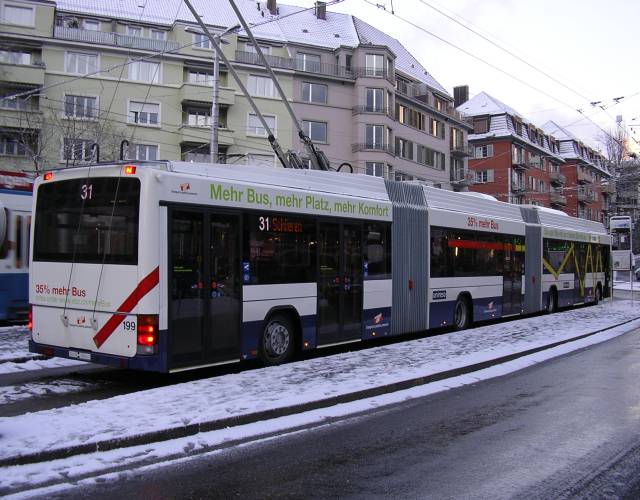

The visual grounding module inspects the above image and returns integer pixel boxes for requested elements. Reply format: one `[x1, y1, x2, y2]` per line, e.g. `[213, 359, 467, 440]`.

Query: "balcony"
[234, 51, 355, 79]
[352, 105, 393, 118]
[353, 67, 394, 84]
[395, 82, 472, 126]
[54, 26, 180, 52]
[179, 125, 234, 146]
[600, 182, 616, 194]
[511, 182, 526, 193]
[512, 158, 531, 170]
[550, 192, 567, 206]
[577, 191, 595, 203]
[450, 144, 473, 157]
[549, 171, 566, 185]
[450, 169, 475, 186]
[352, 142, 395, 156]
[0, 62, 45, 86]
[577, 170, 593, 184]
[180, 83, 235, 107]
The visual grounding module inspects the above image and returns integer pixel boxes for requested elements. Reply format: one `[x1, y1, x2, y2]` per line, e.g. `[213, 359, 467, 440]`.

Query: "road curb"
[1, 315, 639, 468]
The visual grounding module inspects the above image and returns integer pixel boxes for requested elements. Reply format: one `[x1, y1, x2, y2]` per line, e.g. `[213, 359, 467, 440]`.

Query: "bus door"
[502, 246, 522, 316]
[317, 221, 363, 346]
[169, 209, 241, 368]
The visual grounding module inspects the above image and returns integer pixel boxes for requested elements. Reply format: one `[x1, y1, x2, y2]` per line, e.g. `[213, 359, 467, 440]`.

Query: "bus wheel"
[453, 297, 471, 330]
[546, 289, 558, 313]
[261, 314, 294, 366]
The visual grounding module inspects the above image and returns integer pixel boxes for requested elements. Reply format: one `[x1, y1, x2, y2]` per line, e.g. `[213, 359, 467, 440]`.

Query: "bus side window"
[15, 214, 23, 268]
[0, 208, 9, 260]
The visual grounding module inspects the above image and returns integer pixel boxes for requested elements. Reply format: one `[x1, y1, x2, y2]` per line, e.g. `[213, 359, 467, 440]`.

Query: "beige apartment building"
[0, 0, 471, 187]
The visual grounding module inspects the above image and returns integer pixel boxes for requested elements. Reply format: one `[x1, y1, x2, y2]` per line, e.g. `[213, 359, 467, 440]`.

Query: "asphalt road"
[53, 328, 640, 499]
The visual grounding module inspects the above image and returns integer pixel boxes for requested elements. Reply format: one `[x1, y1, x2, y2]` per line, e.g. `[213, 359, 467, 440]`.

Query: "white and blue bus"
[0, 171, 33, 322]
[28, 162, 610, 372]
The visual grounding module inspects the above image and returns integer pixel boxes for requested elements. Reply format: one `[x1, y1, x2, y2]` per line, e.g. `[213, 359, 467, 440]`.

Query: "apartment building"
[458, 91, 612, 222]
[540, 121, 614, 223]
[0, 0, 471, 188]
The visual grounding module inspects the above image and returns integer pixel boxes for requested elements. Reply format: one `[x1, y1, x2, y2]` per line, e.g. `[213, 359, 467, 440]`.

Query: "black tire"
[546, 288, 558, 313]
[453, 296, 471, 330]
[260, 314, 295, 366]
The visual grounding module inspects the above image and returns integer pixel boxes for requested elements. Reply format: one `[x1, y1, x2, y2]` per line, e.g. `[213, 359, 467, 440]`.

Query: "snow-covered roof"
[55, 0, 448, 95]
[457, 91, 524, 119]
[542, 120, 610, 175]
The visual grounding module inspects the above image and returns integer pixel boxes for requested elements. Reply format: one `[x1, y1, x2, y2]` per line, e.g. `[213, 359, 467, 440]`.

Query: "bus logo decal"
[93, 267, 160, 348]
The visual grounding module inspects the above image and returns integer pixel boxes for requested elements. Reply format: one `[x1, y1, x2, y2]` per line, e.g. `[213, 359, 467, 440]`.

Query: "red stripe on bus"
[93, 267, 160, 348]
[447, 240, 511, 251]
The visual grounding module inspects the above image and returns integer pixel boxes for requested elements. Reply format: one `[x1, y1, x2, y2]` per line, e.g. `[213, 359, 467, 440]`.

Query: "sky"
[290, 0, 640, 153]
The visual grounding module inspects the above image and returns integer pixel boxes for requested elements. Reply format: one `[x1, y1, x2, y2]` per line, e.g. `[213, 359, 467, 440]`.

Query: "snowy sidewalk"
[1, 300, 639, 466]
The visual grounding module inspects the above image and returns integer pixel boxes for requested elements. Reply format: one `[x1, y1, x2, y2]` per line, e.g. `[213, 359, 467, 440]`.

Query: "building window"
[0, 135, 26, 156]
[428, 117, 445, 139]
[0, 50, 30, 65]
[474, 144, 494, 158]
[126, 25, 142, 37]
[345, 54, 352, 72]
[193, 33, 211, 49]
[185, 107, 211, 127]
[366, 88, 384, 112]
[302, 82, 327, 104]
[416, 145, 445, 170]
[473, 117, 489, 134]
[3, 3, 33, 26]
[302, 120, 327, 143]
[129, 60, 160, 83]
[365, 124, 385, 149]
[65, 52, 98, 75]
[65, 95, 97, 119]
[394, 171, 413, 181]
[296, 52, 321, 73]
[539, 180, 545, 193]
[475, 170, 494, 183]
[188, 69, 213, 85]
[130, 144, 158, 161]
[245, 42, 271, 54]
[128, 101, 159, 125]
[63, 138, 93, 162]
[248, 74, 276, 98]
[365, 54, 385, 77]
[395, 137, 413, 160]
[366, 162, 385, 177]
[151, 29, 166, 40]
[247, 113, 275, 137]
[0, 89, 30, 110]
[83, 19, 99, 30]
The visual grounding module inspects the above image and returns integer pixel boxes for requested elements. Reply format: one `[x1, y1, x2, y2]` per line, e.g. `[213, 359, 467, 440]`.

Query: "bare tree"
[598, 126, 632, 166]
[6, 97, 129, 171]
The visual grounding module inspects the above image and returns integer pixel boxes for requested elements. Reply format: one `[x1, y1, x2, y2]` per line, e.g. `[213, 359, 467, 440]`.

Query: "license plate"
[69, 350, 91, 361]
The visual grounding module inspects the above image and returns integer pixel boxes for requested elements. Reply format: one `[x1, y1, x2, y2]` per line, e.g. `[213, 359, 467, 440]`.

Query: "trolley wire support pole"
[226, 0, 329, 171]
[182, 0, 292, 169]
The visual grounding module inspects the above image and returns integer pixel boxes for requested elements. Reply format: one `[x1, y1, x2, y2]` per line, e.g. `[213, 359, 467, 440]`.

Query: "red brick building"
[457, 92, 612, 222]
[541, 121, 613, 223]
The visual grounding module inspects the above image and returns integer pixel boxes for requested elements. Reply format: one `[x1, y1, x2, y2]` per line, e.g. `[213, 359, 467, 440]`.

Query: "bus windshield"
[34, 177, 140, 265]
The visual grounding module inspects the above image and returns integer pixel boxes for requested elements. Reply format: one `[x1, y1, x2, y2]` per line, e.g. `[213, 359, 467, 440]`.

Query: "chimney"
[315, 1, 326, 20]
[454, 85, 469, 108]
[267, 0, 277, 15]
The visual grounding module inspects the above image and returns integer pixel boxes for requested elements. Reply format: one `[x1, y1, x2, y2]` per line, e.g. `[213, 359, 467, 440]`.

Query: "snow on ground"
[613, 280, 640, 291]
[0, 326, 87, 375]
[2, 313, 639, 498]
[0, 327, 35, 362]
[0, 300, 638, 467]
[0, 379, 98, 406]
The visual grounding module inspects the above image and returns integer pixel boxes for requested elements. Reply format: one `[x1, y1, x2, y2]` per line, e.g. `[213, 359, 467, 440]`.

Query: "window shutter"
[487, 169, 494, 182]
[475, 147, 481, 159]
[487, 144, 494, 157]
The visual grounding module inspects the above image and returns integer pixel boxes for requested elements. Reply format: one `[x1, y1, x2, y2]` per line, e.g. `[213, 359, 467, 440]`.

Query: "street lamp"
[186, 24, 239, 163]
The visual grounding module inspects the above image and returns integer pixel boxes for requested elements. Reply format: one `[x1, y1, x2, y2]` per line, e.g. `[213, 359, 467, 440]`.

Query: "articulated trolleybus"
[29, 162, 610, 372]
